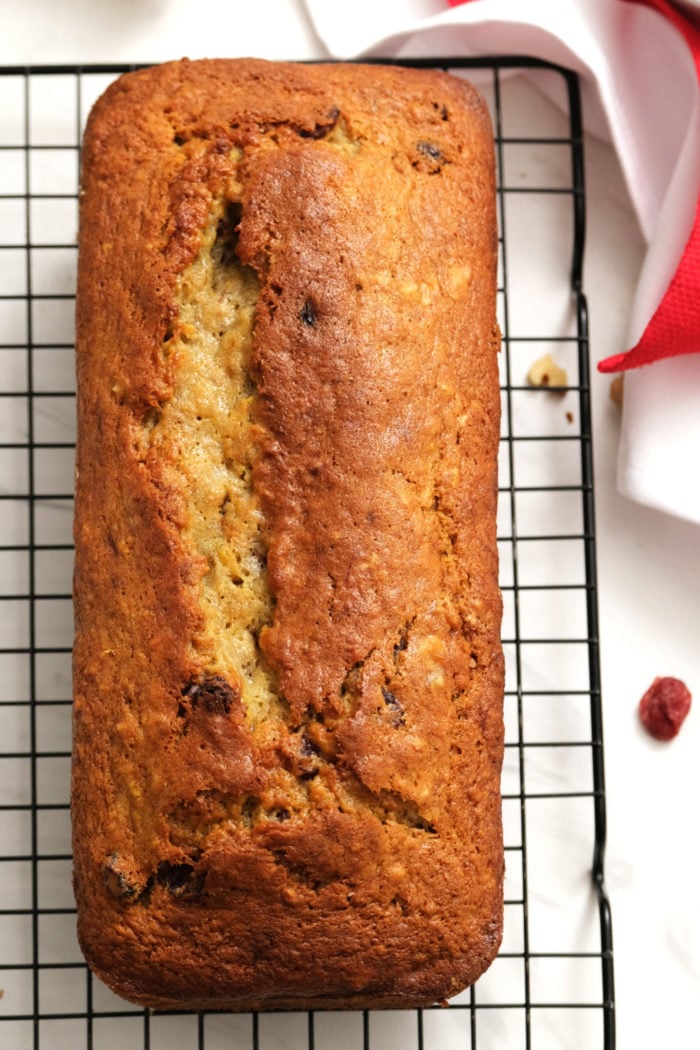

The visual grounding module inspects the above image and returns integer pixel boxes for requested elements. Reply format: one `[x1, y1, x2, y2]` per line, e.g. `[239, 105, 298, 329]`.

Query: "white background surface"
[1, 1, 699, 1047]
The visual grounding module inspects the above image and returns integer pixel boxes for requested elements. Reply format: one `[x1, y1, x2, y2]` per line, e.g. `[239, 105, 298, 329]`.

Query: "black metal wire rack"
[0, 57, 614, 1050]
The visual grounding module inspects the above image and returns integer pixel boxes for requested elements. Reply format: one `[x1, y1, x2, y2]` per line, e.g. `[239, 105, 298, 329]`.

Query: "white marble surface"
[1, 2, 699, 1048]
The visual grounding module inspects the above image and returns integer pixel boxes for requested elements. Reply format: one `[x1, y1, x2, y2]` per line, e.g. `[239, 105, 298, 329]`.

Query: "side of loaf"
[71, 57, 504, 1012]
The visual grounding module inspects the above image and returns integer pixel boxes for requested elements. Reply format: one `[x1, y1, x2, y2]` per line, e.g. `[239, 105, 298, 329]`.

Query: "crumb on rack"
[527, 353, 567, 390]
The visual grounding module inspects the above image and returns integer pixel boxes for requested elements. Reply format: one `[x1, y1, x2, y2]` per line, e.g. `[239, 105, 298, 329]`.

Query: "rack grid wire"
[0, 58, 614, 1050]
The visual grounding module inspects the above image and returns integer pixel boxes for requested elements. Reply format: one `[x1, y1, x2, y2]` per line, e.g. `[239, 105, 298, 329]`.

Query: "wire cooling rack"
[0, 58, 614, 1050]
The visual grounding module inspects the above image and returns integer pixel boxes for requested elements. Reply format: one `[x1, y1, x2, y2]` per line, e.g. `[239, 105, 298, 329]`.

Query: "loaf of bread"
[72, 57, 504, 1011]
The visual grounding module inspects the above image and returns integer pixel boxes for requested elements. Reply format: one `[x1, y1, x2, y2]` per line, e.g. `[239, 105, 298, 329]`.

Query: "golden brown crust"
[72, 57, 504, 1011]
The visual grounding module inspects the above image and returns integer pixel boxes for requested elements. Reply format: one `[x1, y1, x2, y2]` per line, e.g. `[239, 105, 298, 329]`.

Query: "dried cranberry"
[156, 861, 204, 899]
[381, 686, 405, 727]
[417, 141, 444, 161]
[300, 300, 317, 326]
[297, 107, 341, 139]
[638, 677, 692, 741]
[181, 675, 238, 715]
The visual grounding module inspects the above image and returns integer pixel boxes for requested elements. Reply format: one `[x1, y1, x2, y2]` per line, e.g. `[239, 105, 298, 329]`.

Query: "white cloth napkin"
[302, 0, 700, 525]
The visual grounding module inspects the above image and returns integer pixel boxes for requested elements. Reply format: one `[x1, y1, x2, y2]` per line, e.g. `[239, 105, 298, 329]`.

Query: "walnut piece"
[527, 353, 567, 390]
[609, 374, 624, 407]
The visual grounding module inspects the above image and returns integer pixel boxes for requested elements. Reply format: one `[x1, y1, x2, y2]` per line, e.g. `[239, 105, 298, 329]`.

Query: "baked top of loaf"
[72, 57, 504, 1012]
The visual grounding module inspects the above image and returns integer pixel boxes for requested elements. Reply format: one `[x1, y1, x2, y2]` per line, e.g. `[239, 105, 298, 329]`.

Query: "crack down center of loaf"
[144, 199, 283, 727]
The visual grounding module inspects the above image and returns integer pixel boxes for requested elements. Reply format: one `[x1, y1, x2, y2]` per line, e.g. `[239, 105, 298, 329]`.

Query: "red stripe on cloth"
[598, 195, 700, 371]
[446, 0, 700, 371]
[599, 0, 700, 370]
[626, 0, 700, 73]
